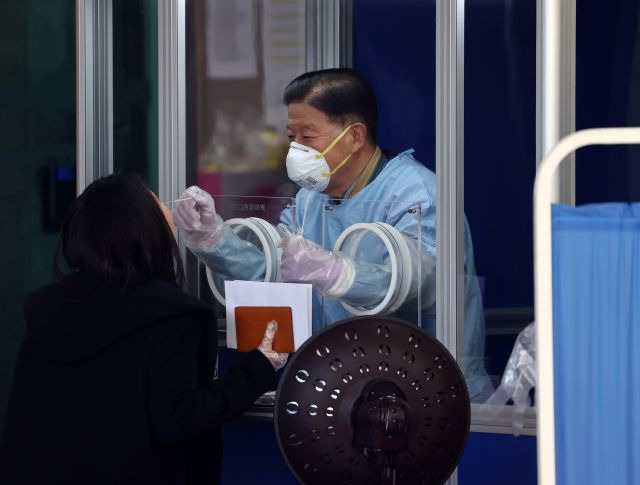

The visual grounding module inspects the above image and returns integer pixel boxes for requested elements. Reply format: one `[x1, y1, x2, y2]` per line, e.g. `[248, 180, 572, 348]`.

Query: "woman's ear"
[348, 122, 368, 153]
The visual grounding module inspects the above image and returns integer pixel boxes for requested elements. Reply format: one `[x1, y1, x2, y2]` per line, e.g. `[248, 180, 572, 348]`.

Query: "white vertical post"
[76, 0, 113, 193]
[537, 0, 575, 204]
[157, 0, 186, 204]
[158, 0, 189, 290]
[436, 0, 464, 367]
[305, 0, 352, 70]
[436, 1, 464, 483]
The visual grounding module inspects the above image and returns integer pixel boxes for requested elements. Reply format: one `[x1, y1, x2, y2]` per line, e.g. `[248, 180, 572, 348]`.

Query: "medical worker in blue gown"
[173, 68, 493, 402]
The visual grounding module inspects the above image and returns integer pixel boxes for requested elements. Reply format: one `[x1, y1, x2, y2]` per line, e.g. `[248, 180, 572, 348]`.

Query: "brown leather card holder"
[234, 306, 294, 353]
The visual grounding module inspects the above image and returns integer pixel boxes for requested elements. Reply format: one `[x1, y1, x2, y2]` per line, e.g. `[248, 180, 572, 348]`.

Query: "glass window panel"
[575, 0, 640, 203]
[186, 0, 304, 198]
[186, 0, 306, 319]
[112, 0, 159, 191]
[353, 0, 436, 171]
[0, 0, 76, 431]
[352, 0, 498, 403]
[185, 1, 448, 401]
[462, 0, 640, 411]
[464, 0, 537, 404]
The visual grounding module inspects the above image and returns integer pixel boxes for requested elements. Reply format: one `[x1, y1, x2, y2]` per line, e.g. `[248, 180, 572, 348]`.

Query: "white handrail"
[534, 127, 640, 485]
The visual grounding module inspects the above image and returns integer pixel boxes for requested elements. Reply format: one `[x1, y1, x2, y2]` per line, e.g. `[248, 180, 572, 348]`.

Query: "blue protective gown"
[195, 150, 494, 401]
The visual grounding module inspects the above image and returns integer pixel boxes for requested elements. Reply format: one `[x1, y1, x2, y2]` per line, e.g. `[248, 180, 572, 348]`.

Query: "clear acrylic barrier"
[318, 198, 434, 332]
[167, 193, 434, 335]
[167, 193, 492, 403]
[208, 195, 297, 227]
[164, 194, 296, 228]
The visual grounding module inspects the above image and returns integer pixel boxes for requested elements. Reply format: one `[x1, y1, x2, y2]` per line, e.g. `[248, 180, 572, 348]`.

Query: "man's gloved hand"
[279, 232, 354, 297]
[172, 186, 224, 251]
[258, 321, 288, 371]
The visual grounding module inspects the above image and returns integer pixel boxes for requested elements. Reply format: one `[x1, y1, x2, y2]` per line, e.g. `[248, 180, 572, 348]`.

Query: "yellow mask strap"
[315, 123, 356, 159]
[321, 153, 353, 178]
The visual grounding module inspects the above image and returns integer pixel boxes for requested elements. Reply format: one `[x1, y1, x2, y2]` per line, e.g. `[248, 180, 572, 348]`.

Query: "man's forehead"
[287, 120, 322, 131]
[287, 114, 334, 132]
[287, 102, 333, 128]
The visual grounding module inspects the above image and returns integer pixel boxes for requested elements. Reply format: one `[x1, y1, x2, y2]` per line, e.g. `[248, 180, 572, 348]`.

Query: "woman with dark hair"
[0, 173, 286, 485]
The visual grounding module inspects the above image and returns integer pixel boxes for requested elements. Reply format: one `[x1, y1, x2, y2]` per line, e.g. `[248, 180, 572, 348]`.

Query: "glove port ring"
[333, 223, 401, 316]
[206, 217, 282, 306]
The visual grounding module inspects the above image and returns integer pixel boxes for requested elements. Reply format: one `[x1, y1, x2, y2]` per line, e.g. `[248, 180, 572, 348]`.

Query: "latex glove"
[172, 186, 224, 251]
[258, 321, 288, 371]
[279, 232, 354, 297]
[480, 322, 535, 434]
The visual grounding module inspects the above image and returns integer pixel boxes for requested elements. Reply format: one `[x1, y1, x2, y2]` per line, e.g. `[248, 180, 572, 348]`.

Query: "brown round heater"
[275, 316, 470, 485]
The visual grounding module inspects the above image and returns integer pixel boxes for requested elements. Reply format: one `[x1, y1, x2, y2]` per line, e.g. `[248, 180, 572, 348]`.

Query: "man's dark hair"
[283, 68, 378, 142]
[54, 173, 184, 289]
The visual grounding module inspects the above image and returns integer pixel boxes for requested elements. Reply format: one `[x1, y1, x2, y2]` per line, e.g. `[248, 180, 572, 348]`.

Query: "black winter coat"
[0, 273, 275, 485]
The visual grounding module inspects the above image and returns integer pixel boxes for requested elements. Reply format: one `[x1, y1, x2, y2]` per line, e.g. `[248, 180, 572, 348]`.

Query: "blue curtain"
[552, 203, 640, 484]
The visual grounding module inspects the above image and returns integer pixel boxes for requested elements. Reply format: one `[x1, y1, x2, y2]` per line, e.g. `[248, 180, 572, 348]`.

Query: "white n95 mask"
[286, 124, 354, 192]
